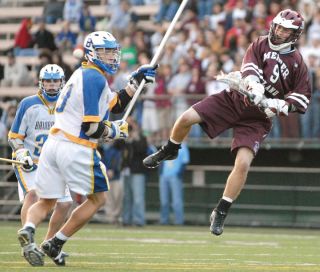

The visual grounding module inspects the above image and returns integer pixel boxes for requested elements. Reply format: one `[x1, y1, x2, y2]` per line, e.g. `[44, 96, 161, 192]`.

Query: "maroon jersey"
[241, 36, 311, 113]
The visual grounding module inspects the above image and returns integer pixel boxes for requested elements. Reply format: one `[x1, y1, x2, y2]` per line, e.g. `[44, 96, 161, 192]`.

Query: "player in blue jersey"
[17, 31, 158, 266]
[8, 64, 73, 265]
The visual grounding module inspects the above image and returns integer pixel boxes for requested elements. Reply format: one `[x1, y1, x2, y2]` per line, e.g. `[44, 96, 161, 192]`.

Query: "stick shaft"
[122, 0, 190, 120]
[0, 157, 25, 165]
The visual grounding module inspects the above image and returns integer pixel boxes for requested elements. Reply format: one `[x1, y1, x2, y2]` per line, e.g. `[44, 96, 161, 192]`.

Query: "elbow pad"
[81, 121, 105, 139]
[111, 89, 132, 114]
[8, 137, 24, 152]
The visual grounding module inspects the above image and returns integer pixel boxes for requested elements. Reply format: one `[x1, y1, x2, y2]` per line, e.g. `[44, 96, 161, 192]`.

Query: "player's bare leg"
[20, 190, 38, 225]
[40, 201, 72, 266]
[210, 147, 254, 236]
[18, 198, 57, 266]
[143, 107, 201, 168]
[41, 192, 106, 265]
[45, 201, 72, 240]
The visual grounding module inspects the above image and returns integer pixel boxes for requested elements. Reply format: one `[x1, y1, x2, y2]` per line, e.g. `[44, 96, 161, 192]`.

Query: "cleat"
[209, 209, 227, 236]
[18, 228, 44, 266]
[143, 146, 178, 168]
[41, 239, 66, 266]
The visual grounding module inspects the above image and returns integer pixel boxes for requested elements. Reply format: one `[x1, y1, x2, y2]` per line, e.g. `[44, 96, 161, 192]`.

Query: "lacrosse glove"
[103, 120, 129, 141]
[260, 98, 289, 118]
[243, 79, 265, 106]
[15, 148, 35, 172]
[128, 64, 159, 92]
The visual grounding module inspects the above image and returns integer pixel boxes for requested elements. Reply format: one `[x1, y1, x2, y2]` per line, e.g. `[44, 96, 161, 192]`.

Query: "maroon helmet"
[268, 9, 304, 51]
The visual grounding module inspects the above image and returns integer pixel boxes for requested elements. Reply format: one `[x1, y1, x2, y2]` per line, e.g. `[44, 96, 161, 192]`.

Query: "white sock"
[169, 138, 181, 145]
[24, 222, 35, 230]
[55, 231, 69, 241]
[222, 196, 233, 203]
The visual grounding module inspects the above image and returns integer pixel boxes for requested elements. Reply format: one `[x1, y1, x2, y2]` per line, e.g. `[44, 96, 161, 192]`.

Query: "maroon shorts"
[192, 90, 272, 156]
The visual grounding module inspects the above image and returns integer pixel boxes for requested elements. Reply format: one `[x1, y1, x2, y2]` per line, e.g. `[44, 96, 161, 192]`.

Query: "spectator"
[36, 49, 53, 78]
[34, 19, 57, 52]
[197, 0, 214, 21]
[121, 36, 138, 67]
[79, 4, 96, 33]
[108, 0, 137, 39]
[159, 143, 190, 225]
[55, 21, 77, 53]
[63, 0, 83, 23]
[51, 51, 73, 81]
[154, 0, 179, 24]
[1, 52, 33, 87]
[101, 140, 125, 224]
[122, 118, 148, 226]
[43, 0, 64, 24]
[14, 18, 35, 56]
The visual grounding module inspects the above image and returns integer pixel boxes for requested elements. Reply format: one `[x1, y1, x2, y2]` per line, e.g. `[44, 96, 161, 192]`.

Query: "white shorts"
[14, 165, 72, 203]
[36, 136, 109, 199]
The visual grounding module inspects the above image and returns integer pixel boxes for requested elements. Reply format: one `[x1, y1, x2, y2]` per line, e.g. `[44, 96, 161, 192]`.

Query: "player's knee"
[88, 192, 107, 208]
[56, 201, 72, 215]
[178, 108, 201, 127]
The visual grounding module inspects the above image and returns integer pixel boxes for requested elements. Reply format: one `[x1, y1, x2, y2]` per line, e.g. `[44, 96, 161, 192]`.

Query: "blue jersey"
[52, 62, 118, 148]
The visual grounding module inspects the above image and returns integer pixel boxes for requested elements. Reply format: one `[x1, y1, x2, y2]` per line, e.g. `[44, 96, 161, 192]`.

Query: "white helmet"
[268, 9, 304, 51]
[39, 64, 65, 102]
[83, 31, 121, 75]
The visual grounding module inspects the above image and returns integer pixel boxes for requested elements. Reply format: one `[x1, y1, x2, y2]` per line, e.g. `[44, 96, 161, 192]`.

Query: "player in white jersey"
[8, 64, 73, 266]
[17, 31, 158, 267]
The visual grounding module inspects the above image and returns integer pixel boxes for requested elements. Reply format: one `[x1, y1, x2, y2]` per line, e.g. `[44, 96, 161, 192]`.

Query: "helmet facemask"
[268, 9, 304, 51]
[93, 47, 121, 75]
[39, 64, 65, 102]
[83, 31, 121, 75]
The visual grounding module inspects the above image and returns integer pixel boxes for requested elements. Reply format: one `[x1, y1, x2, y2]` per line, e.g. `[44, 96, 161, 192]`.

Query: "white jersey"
[52, 63, 118, 149]
[9, 93, 55, 162]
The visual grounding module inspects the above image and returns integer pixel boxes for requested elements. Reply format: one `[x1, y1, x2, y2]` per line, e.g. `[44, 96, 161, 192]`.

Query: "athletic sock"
[24, 222, 36, 231]
[216, 198, 232, 214]
[54, 231, 69, 245]
[165, 139, 181, 152]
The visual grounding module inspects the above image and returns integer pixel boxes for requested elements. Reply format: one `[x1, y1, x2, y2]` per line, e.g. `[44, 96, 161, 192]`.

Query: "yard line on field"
[224, 240, 279, 247]
[72, 237, 208, 244]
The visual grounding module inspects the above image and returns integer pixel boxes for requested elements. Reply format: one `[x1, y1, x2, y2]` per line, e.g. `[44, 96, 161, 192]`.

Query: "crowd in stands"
[0, 0, 320, 143]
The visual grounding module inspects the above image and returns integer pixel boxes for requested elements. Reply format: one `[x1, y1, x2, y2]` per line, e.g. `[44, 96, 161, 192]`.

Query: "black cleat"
[40, 239, 66, 266]
[18, 227, 44, 266]
[209, 209, 227, 236]
[143, 146, 178, 168]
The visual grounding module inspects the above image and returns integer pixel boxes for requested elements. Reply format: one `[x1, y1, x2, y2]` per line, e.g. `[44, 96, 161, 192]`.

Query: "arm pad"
[111, 89, 132, 114]
[81, 121, 105, 138]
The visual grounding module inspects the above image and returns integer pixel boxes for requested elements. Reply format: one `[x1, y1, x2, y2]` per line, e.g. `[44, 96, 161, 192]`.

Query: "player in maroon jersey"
[143, 9, 311, 235]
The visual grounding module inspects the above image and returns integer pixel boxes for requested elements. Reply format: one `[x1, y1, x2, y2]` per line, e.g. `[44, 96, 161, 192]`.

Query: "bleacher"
[0, 3, 159, 51]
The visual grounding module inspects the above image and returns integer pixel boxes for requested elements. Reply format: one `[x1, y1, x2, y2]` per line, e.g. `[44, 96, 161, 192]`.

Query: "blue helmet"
[39, 64, 65, 102]
[83, 31, 121, 75]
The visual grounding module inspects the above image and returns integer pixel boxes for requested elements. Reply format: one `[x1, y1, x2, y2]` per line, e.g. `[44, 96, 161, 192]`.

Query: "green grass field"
[1, 221, 320, 272]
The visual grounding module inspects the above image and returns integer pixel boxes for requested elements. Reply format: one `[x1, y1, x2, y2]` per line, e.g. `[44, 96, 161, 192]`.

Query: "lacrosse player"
[8, 64, 72, 265]
[144, 9, 311, 235]
[17, 31, 158, 267]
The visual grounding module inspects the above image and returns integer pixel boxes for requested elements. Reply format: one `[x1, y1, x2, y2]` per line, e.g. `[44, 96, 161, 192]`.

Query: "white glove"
[261, 98, 289, 118]
[103, 120, 129, 141]
[128, 64, 159, 92]
[15, 148, 34, 172]
[244, 80, 265, 106]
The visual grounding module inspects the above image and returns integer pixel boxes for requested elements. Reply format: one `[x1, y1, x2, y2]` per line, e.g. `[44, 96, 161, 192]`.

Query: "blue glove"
[128, 64, 159, 92]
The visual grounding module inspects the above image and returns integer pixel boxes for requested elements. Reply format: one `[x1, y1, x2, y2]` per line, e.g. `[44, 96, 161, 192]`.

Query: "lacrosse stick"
[216, 72, 267, 108]
[122, 0, 190, 121]
[0, 157, 25, 165]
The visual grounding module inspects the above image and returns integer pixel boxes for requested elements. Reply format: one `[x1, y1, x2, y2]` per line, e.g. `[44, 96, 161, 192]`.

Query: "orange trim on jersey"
[83, 115, 101, 122]
[81, 61, 105, 76]
[8, 131, 25, 140]
[37, 91, 55, 114]
[109, 95, 118, 110]
[50, 128, 98, 149]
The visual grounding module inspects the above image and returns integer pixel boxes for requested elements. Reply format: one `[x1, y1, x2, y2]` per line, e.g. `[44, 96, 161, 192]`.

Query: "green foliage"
[1, 222, 320, 271]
